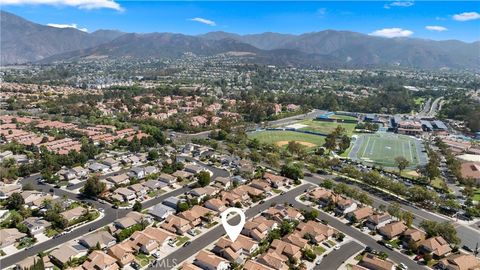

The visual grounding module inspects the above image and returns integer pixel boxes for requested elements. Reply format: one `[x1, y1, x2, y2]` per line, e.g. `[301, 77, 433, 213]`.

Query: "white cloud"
[317, 8, 327, 16]
[425, 25, 447, 32]
[452, 12, 480, 21]
[370, 28, 413, 38]
[384, 1, 414, 9]
[189, 17, 216, 26]
[1, 0, 123, 11]
[47, 23, 88, 32]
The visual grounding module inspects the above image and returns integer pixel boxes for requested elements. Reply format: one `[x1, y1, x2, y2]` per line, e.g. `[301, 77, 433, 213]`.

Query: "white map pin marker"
[221, 207, 246, 242]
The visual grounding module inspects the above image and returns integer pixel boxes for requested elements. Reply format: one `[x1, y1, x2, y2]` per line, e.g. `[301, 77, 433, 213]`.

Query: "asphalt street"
[0, 163, 228, 269]
[314, 241, 363, 270]
[153, 182, 427, 270]
[153, 184, 311, 270]
[302, 173, 480, 249]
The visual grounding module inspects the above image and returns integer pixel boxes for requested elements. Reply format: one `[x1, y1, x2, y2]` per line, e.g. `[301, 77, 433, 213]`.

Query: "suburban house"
[184, 164, 205, 175]
[129, 167, 145, 179]
[163, 196, 182, 210]
[49, 243, 88, 267]
[189, 186, 219, 201]
[23, 217, 51, 235]
[213, 235, 258, 263]
[79, 230, 116, 249]
[161, 215, 192, 235]
[82, 250, 119, 270]
[128, 183, 147, 198]
[193, 250, 230, 270]
[159, 173, 177, 184]
[358, 253, 394, 270]
[378, 221, 407, 240]
[106, 174, 130, 186]
[263, 172, 289, 188]
[294, 220, 335, 244]
[242, 216, 278, 241]
[71, 166, 89, 179]
[204, 198, 227, 213]
[127, 227, 172, 255]
[102, 158, 121, 171]
[0, 184, 22, 199]
[88, 162, 109, 173]
[257, 250, 289, 270]
[347, 206, 373, 223]
[148, 204, 175, 221]
[213, 177, 232, 190]
[264, 205, 303, 222]
[113, 187, 137, 202]
[114, 212, 149, 230]
[144, 166, 159, 176]
[0, 228, 26, 249]
[401, 228, 426, 248]
[142, 180, 166, 191]
[283, 233, 310, 250]
[220, 191, 243, 207]
[437, 254, 480, 270]
[249, 179, 272, 192]
[243, 260, 275, 270]
[15, 256, 54, 270]
[335, 197, 358, 215]
[365, 212, 392, 230]
[107, 242, 135, 268]
[60, 206, 87, 222]
[418, 236, 452, 258]
[178, 205, 214, 227]
[269, 239, 302, 261]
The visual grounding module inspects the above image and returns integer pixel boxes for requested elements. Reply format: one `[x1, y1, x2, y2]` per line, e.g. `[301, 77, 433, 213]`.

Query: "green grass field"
[298, 119, 357, 136]
[349, 133, 424, 168]
[248, 130, 325, 148]
[330, 114, 358, 121]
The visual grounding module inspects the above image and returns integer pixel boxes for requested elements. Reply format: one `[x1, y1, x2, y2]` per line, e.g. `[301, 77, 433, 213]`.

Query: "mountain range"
[1, 11, 479, 69]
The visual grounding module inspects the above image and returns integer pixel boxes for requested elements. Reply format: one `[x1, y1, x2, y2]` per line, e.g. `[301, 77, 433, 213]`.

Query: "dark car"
[462, 245, 474, 253]
[365, 246, 373, 252]
[49, 188, 54, 192]
[183, 241, 191, 247]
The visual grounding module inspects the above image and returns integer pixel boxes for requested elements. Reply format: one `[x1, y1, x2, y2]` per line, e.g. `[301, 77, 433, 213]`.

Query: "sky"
[1, 1, 479, 42]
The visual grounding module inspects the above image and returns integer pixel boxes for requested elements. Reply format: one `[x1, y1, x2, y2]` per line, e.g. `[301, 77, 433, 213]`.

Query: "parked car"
[183, 241, 191, 247]
[462, 245, 474, 253]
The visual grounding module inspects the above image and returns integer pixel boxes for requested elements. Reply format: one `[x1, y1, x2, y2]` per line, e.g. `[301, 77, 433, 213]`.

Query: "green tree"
[280, 163, 304, 180]
[6, 192, 24, 210]
[133, 201, 142, 212]
[147, 149, 159, 161]
[302, 248, 317, 262]
[197, 171, 211, 187]
[395, 156, 410, 174]
[178, 202, 190, 212]
[82, 175, 106, 198]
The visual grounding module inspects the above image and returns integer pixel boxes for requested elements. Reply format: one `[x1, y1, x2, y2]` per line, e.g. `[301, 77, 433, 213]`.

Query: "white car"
[399, 263, 408, 269]
[334, 245, 341, 250]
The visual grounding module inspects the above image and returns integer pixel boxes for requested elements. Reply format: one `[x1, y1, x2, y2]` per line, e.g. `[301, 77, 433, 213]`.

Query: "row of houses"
[182, 205, 337, 270]
[307, 187, 468, 263]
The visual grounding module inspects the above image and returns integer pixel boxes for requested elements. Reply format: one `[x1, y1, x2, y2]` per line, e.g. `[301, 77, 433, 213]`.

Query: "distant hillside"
[201, 30, 480, 69]
[2, 11, 479, 69]
[0, 11, 124, 64]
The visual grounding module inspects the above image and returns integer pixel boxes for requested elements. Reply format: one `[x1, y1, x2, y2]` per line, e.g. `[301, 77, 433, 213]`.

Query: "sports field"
[248, 130, 325, 148]
[348, 133, 427, 168]
[298, 119, 357, 136]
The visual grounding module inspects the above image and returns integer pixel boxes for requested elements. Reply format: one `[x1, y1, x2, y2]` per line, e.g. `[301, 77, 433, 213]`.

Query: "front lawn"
[176, 236, 190, 247]
[313, 245, 326, 255]
[135, 253, 151, 267]
[388, 239, 402, 249]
